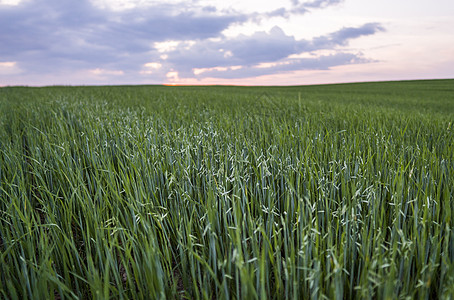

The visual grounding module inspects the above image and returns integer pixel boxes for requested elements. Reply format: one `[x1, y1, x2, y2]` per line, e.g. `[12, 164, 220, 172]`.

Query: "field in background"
[1, 80, 453, 299]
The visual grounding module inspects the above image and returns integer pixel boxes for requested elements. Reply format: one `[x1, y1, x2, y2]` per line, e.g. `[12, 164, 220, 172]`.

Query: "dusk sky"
[1, 0, 453, 86]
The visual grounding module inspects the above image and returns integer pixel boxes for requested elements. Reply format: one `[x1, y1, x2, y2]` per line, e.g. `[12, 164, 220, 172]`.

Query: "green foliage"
[0, 80, 453, 299]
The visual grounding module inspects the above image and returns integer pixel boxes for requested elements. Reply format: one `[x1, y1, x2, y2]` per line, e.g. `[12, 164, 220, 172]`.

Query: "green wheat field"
[1, 79, 453, 299]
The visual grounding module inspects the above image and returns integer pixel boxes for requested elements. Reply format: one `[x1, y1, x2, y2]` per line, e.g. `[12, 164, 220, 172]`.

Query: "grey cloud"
[0, 0, 245, 74]
[329, 23, 386, 43]
[311, 23, 385, 49]
[197, 53, 368, 79]
[266, 8, 291, 18]
[166, 26, 307, 76]
[0, 0, 383, 83]
[265, 0, 343, 18]
[302, 0, 344, 8]
[229, 27, 302, 64]
[165, 24, 382, 78]
[290, 0, 343, 6]
[202, 6, 217, 12]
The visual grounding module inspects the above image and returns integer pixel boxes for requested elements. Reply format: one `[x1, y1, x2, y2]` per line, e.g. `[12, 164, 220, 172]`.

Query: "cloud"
[0, 0, 384, 84]
[163, 24, 384, 78]
[193, 53, 368, 79]
[263, 0, 344, 18]
[90, 68, 124, 76]
[301, 0, 344, 9]
[0, 0, 21, 6]
[0, 61, 21, 75]
[165, 26, 303, 75]
[0, 0, 245, 74]
[312, 23, 385, 48]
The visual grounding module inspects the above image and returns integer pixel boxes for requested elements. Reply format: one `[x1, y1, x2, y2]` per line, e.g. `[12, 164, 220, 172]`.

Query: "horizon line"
[1, 77, 453, 88]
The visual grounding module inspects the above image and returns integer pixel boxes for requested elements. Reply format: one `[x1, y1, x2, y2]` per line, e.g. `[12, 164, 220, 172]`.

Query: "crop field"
[0, 79, 453, 299]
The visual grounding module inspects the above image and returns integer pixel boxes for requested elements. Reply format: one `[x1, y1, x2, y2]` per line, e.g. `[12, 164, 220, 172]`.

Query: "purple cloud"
[0, 0, 384, 83]
[166, 26, 302, 73]
[265, 0, 344, 18]
[312, 23, 386, 48]
[195, 53, 368, 79]
[302, 0, 344, 8]
[0, 0, 245, 74]
[164, 24, 384, 78]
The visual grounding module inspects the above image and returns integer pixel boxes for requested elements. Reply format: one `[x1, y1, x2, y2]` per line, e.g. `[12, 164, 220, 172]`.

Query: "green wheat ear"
[0, 80, 453, 299]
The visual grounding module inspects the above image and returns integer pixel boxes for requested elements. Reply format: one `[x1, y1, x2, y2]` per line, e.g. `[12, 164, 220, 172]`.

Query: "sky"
[0, 0, 453, 86]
